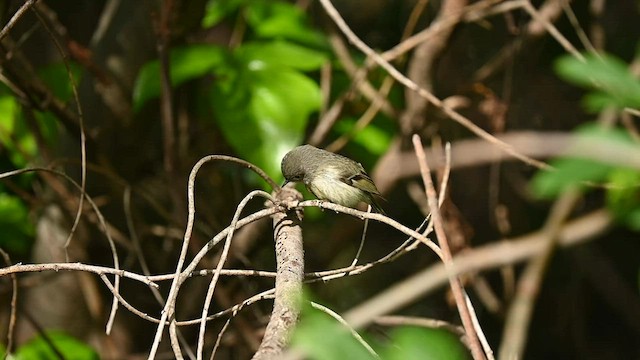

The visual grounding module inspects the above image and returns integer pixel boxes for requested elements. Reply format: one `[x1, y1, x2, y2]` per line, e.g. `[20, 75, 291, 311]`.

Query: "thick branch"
[253, 187, 305, 359]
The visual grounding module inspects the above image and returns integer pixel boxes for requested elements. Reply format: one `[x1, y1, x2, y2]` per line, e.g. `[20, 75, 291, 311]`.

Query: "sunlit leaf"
[211, 57, 321, 180]
[531, 124, 637, 198]
[237, 40, 328, 71]
[555, 53, 640, 111]
[291, 303, 375, 360]
[382, 327, 471, 360]
[15, 331, 98, 360]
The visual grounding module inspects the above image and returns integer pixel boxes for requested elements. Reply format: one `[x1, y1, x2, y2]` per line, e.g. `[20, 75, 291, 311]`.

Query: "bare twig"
[197, 190, 267, 359]
[148, 155, 278, 359]
[0, 262, 158, 287]
[412, 135, 485, 360]
[342, 209, 611, 329]
[318, 0, 549, 170]
[0, 0, 37, 41]
[498, 189, 580, 359]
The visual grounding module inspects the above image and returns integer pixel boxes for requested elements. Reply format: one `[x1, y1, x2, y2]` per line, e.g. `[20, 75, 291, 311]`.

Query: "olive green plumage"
[281, 145, 385, 214]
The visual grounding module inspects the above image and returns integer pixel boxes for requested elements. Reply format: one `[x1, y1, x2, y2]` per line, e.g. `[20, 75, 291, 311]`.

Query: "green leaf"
[38, 62, 83, 102]
[212, 57, 321, 180]
[133, 45, 227, 111]
[0, 93, 39, 167]
[0, 193, 34, 256]
[531, 157, 612, 198]
[15, 331, 98, 360]
[334, 118, 393, 156]
[555, 53, 640, 111]
[291, 303, 376, 360]
[202, 0, 246, 28]
[530, 124, 637, 199]
[383, 327, 471, 360]
[246, 1, 328, 48]
[606, 168, 640, 230]
[237, 40, 328, 71]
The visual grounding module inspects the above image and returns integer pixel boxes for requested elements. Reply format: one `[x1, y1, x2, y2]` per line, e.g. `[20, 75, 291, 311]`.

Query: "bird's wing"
[346, 172, 381, 196]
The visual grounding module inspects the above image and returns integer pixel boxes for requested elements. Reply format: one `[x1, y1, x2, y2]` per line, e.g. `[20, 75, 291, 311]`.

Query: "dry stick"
[148, 155, 278, 360]
[252, 188, 305, 359]
[412, 135, 486, 360]
[1, 167, 124, 329]
[196, 190, 272, 360]
[343, 209, 611, 329]
[0, 262, 158, 287]
[210, 310, 237, 360]
[498, 189, 580, 359]
[317, 0, 549, 171]
[30, 5, 116, 334]
[125, 189, 196, 359]
[31, 4, 89, 258]
[178, 289, 276, 326]
[297, 200, 443, 259]
[375, 315, 466, 337]
[0, 0, 37, 41]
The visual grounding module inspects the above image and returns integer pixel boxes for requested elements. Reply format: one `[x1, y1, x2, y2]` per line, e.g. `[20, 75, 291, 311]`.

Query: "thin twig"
[412, 135, 486, 360]
[0, 0, 38, 41]
[318, 0, 549, 170]
[197, 190, 268, 359]
[342, 209, 611, 329]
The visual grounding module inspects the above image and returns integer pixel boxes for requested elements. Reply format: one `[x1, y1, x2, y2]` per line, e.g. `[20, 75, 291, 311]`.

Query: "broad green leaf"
[133, 45, 227, 111]
[246, 1, 328, 48]
[15, 331, 98, 360]
[237, 40, 328, 71]
[212, 61, 321, 180]
[0, 193, 34, 256]
[555, 53, 640, 111]
[202, 0, 246, 28]
[383, 327, 471, 360]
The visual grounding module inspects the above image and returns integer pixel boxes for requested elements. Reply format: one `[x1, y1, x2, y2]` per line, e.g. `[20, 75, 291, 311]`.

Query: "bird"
[281, 145, 385, 214]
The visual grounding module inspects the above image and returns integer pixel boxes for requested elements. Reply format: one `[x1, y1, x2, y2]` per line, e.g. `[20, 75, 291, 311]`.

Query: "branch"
[412, 135, 486, 360]
[343, 209, 611, 328]
[253, 187, 305, 359]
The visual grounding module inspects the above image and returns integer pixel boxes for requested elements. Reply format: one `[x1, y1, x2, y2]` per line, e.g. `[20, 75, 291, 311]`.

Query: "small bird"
[281, 145, 385, 214]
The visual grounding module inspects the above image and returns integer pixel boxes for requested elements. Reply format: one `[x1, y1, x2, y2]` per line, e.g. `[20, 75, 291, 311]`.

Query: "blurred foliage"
[554, 53, 640, 112]
[534, 53, 640, 230]
[135, 0, 334, 180]
[13, 331, 98, 360]
[0, 192, 34, 256]
[0, 62, 77, 258]
[292, 300, 470, 360]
